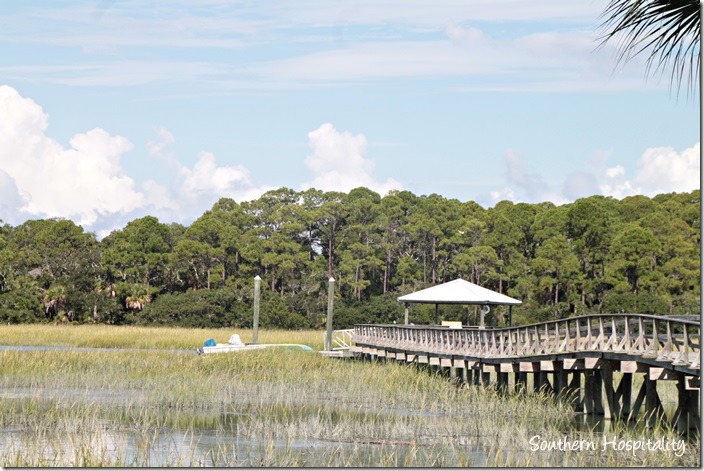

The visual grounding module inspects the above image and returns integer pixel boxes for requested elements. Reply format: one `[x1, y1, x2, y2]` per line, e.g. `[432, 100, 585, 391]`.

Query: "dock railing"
[353, 313, 700, 372]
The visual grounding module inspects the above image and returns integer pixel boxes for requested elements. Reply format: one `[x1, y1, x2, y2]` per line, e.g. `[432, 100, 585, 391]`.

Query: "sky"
[0, 1, 700, 238]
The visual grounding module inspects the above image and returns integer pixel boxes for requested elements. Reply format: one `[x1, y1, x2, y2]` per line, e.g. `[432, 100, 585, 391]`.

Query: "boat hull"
[196, 343, 314, 355]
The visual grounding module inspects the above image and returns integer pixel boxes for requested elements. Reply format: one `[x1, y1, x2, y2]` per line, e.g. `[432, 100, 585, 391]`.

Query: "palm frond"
[598, 0, 700, 97]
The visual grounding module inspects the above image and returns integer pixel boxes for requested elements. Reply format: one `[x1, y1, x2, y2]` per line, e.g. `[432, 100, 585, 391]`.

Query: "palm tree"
[599, 0, 700, 95]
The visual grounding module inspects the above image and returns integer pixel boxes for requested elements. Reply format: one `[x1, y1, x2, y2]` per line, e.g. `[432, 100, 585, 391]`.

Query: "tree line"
[0, 187, 699, 329]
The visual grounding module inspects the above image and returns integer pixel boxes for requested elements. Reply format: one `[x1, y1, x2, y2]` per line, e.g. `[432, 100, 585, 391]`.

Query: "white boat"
[195, 334, 314, 355]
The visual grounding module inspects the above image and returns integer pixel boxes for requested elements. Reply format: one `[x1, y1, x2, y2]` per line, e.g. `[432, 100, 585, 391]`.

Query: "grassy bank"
[0, 325, 699, 466]
[0, 324, 324, 351]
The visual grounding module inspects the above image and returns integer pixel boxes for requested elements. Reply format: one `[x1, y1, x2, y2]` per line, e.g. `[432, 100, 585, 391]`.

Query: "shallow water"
[0, 345, 195, 354]
[0, 425, 489, 467]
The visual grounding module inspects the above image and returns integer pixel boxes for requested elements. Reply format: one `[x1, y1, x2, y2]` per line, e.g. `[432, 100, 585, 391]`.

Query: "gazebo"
[397, 278, 522, 327]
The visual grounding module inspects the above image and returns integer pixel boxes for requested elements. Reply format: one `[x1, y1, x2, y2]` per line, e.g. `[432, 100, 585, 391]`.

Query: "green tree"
[532, 234, 580, 318]
[102, 216, 173, 288]
[608, 224, 662, 294]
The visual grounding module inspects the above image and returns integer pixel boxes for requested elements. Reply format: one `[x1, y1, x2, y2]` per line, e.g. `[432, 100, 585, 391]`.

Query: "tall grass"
[0, 325, 699, 466]
[0, 324, 324, 350]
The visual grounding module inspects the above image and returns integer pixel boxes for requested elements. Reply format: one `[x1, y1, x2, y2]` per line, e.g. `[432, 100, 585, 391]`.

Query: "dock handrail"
[328, 329, 354, 350]
[353, 313, 700, 372]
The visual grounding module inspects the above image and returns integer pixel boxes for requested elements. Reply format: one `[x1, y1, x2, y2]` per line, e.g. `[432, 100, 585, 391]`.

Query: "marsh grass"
[0, 324, 324, 351]
[0, 325, 699, 466]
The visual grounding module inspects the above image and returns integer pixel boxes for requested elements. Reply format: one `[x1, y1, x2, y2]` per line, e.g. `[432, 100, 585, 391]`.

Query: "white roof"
[397, 278, 522, 306]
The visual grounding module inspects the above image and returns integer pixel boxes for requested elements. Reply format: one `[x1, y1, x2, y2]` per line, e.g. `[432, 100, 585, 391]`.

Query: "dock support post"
[645, 375, 660, 428]
[570, 372, 582, 411]
[534, 371, 547, 394]
[602, 362, 615, 419]
[592, 370, 604, 415]
[497, 372, 508, 393]
[554, 368, 567, 398]
[620, 373, 632, 419]
[481, 370, 491, 387]
[515, 372, 527, 393]
[584, 371, 595, 415]
[687, 389, 700, 432]
[675, 373, 689, 433]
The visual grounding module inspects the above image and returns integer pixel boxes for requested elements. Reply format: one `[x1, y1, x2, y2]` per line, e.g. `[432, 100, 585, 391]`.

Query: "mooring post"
[252, 275, 261, 344]
[325, 277, 335, 351]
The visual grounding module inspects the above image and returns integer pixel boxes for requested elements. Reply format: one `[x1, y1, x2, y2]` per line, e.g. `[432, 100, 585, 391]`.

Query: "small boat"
[195, 334, 314, 355]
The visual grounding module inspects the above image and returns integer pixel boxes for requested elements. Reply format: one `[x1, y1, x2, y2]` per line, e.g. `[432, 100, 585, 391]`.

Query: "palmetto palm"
[599, 0, 700, 95]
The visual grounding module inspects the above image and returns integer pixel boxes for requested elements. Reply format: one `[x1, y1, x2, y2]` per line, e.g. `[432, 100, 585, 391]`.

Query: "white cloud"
[302, 123, 401, 195]
[491, 143, 700, 206]
[502, 149, 562, 202]
[600, 143, 700, 199]
[606, 166, 624, 178]
[0, 86, 274, 234]
[147, 126, 177, 165]
[0, 85, 143, 226]
[489, 187, 515, 203]
[0, 3, 642, 94]
[143, 129, 274, 222]
[634, 143, 700, 194]
[177, 151, 268, 200]
[562, 171, 600, 200]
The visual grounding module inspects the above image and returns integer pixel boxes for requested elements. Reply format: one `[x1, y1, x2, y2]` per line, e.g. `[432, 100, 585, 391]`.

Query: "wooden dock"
[349, 314, 700, 433]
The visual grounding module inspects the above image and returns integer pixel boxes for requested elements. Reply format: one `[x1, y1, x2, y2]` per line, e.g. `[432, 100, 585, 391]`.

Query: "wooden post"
[508, 305, 513, 327]
[252, 275, 261, 344]
[515, 372, 527, 393]
[554, 368, 567, 398]
[593, 370, 604, 416]
[481, 368, 491, 387]
[583, 371, 594, 414]
[570, 372, 582, 411]
[497, 372, 508, 392]
[675, 372, 689, 434]
[602, 362, 615, 419]
[645, 375, 658, 428]
[621, 373, 632, 419]
[404, 303, 409, 325]
[325, 277, 335, 352]
[687, 389, 700, 432]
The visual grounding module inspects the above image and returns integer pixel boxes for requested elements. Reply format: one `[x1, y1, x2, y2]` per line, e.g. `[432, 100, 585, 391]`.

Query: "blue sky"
[0, 1, 699, 237]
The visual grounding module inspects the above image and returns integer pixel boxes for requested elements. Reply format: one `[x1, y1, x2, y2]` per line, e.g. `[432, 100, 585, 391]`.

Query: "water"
[0, 383, 488, 466]
[0, 425, 489, 467]
[0, 345, 195, 354]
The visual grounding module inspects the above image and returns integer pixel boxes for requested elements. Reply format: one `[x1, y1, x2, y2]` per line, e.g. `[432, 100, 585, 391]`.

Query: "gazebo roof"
[397, 278, 522, 306]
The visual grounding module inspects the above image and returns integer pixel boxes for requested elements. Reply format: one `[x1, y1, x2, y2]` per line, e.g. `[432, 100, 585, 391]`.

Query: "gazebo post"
[509, 305, 513, 327]
[404, 303, 410, 325]
[434, 304, 439, 325]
